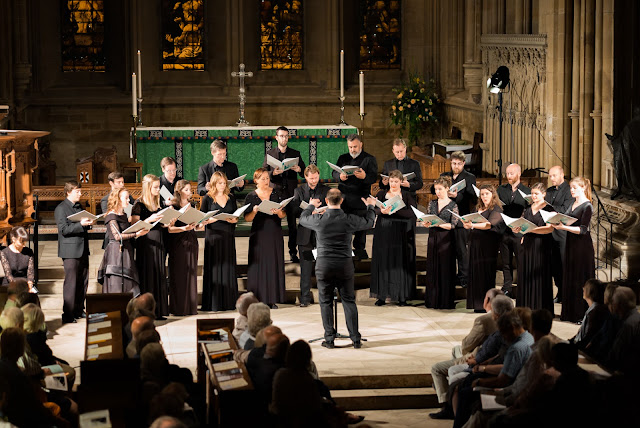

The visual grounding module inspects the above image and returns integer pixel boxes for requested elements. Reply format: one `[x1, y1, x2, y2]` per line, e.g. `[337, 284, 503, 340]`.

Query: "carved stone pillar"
[463, 0, 483, 104]
[579, 0, 595, 178]
[591, 0, 603, 186]
[569, 0, 581, 175]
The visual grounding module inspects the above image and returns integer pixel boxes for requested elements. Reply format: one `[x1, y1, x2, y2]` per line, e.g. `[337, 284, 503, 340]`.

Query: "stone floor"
[38, 234, 581, 427]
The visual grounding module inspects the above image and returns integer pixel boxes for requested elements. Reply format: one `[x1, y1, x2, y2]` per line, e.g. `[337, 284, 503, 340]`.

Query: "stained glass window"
[61, 1, 106, 72]
[359, 0, 401, 70]
[259, 0, 303, 70]
[162, 0, 205, 70]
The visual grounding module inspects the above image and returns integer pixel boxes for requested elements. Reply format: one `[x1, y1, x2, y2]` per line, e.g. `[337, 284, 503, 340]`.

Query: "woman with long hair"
[370, 169, 416, 306]
[552, 176, 595, 323]
[515, 182, 555, 312]
[244, 168, 286, 308]
[132, 174, 168, 318]
[465, 184, 505, 311]
[98, 188, 147, 294]
[423, 176, 458, 309]
[167, 179, 200, 316]
[1, 227, 35, 292]
[200, 172, 240, 312]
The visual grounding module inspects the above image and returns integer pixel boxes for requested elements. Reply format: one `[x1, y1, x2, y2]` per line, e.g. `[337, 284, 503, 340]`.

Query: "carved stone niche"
[594, 190, 640, 282]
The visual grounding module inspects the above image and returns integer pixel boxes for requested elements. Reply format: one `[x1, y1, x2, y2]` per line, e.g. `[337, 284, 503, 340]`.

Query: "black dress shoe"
[554, 297, 562, 304]
[397, 301, 407, 306]
[62, 317, 77, 324]
[75, 312, 87, 319]
[156, 316, 167, 321]
[353, 341, 362, 349]
[375, 299, 386, 306]
[299, 302, 310, 308]
[270, 304, 278, 309]
[321, 341, 335, 349]
[290, 254, 300, 263]
[429, 406, 454, 419]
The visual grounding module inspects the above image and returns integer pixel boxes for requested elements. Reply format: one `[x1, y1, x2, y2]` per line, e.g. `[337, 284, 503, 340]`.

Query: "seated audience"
[3, 278, 29, 311]
[606, 286, 640, 375]
[150, 415, 188, 428]
[15, 290, 41, 308]
[246, 331, 290, 416]
[1, 227, 36, 292]
[232, 292, 259, 343]
[148, 383, 198, 427]
[126, 315, 156, 358]
[135, 329, 162, 356]
[125, 293, 157, 343]
[572, 278, 609, 351]
[239, 302, 272, 350]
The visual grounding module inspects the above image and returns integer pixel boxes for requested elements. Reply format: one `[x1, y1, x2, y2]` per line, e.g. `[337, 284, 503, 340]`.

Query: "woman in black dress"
[514, 182, 554, 313]
[423, 176, 458, 309]
[244, 168, 286, 308]
[98, 188, 147, 295]
[465, 184, 505, 311]
[370, 170, 416, 306]
[167, 179, 200, 316]
[0, 227, 35, 292]
[132, 174, 169, 319]
[553, 176, 595, 323]
[200, 171, 240, 312]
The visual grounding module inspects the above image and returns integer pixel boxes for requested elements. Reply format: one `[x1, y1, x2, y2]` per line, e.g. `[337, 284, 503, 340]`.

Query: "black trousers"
[298, 247, 314, 304]
[453, 227, 470, 285]
[62, 255, 89, 320]
[551, 235, 566, 300]
[500, 231, 521, 293]
[285, 204, 298, 256]
[342, 207, 368, 252]
[315, 258, 360, 342]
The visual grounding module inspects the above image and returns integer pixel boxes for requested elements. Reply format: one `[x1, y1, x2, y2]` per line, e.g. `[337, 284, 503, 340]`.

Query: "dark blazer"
[545, 180, 574, 213]
[378, 157, 423, 197]
[263, 147, 305, 198]
[100, 193, 135, 215]
[431, 169, 478, 216]
[292, 183, 330, 248]
[497, 182, 531, 219]
[159, 174, 183, 196]
[54, 198, 90, 259]
[197, 160, 243, 196]
[332, 151, 378, 211]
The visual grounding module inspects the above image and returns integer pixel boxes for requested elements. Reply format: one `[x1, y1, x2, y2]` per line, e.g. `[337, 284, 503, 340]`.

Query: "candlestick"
[137, 50, 142, 99]
[340, 50, 344, 98]
[359, 112, 366, 139]
[132, 73, 137, 116]
[359, 71, 365, 115]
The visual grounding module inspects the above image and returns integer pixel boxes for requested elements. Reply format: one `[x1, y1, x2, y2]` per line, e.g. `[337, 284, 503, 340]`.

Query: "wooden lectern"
[0, 130, 48, 239]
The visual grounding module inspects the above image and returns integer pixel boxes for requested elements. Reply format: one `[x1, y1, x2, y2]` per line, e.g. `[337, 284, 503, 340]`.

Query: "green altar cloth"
[135, 125, 359, 181]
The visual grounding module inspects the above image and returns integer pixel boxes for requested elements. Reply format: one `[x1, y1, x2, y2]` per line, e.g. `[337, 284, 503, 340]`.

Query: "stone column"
[514, 0, 524, 34]
[11, 0, 31, 102]
[580, 0, 595, 178]
[569, 0, 581, 175]
[591, 0, 603, 186]
[463, 0, 483, 104]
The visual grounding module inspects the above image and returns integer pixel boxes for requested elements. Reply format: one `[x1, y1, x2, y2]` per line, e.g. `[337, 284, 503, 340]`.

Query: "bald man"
[545, 166, 574, 302]
[126, 316, 156, 358]
[496, 164, 531, 296]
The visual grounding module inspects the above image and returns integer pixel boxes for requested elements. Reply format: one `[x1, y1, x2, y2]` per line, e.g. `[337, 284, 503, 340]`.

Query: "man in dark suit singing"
[299, 189, 376, 349]
[545, 165, 574, 303]
[197, 139, 245, 196]
[332, 134, 378, 260]
[54, 180, 94, 324]
[292, 164, 330, 307]
[379, 138, 423, 204]
[263, 126, 306, 262]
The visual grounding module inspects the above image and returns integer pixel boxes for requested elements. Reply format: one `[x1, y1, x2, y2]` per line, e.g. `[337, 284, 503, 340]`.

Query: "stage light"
[487, 66, 510, 94]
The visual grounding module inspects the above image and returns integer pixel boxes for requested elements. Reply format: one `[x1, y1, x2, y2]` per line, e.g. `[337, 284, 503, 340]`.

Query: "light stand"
[337, 96, 348, 126]
[487, 66, 510, 185]
[497, 91, 503, 186]
[309, 289, 351, 343]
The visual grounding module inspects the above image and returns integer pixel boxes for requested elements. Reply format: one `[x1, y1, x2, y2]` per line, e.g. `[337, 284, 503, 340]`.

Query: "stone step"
[322, 373, 432, 390]
[330, 387, 439, 411]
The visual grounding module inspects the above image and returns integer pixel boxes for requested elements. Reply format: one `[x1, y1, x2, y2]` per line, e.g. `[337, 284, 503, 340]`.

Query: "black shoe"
[299, 302, 310, 308]
[321, 341, 335, 349]
[397, 301, 407, 306]
[62, 317, 77, 324]
[375, 299, 386, 306]
[290, 254, 300, 263]
[353, 341, 362, 349]
[75, 312, 87, 319]
[554, 297, 561, 304]
[156, 316, 167, 321]
[429, 406, 454, 420]
[354, 249, 369, 260]
[270, 304, 278, 309]
[474, 309, 487, 313]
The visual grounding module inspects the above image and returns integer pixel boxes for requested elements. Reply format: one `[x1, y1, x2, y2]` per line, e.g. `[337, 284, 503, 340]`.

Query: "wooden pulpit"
[0, 130, 48, 238]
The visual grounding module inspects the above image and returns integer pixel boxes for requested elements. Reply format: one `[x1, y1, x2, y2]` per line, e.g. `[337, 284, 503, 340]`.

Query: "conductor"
[299, 189, 376, 349]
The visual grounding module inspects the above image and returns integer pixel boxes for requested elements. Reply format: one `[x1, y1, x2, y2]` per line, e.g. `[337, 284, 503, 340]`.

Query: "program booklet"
[256, 196, 294, 215]
[227, 174, 247, 188]
[518, 189, 533, 204]
[211, 204, 251, 221]
[67, 210, 104, 222]
[380, 172, 416, 181]
[266, 154, 299, 172]
[449, 179, 466, 194]
[472, 184, 480, 197]
[121, 219, 159, 234]
[176, 205, 219, 225]
[326, 161, 360, 176]
[539, 210, 578, 226]
[500, 213, 538, 234]
[372, 194, 406, 215]
[411, 206, 446, 227]
[448, 210, 489, 224]
[160, 186, 173, 203]
[155, 206, 182, 226]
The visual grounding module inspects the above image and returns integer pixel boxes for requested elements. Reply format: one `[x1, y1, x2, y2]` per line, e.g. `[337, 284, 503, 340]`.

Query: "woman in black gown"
[132, 174, 169, 319]
[168, 180, 199, 316]
[200, 172, 240, 311]
[98, 188, 147, 295]
[370, 170, 416, 306]
[514, 182, 554, 313]
[553, 176, 595, 323]
[423, 176, 458, 309]
[465, 184, 505, 311]
[244, 168, 286, 308]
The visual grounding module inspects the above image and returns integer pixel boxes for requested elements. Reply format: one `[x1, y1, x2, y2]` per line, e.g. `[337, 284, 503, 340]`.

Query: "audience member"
[239, 302, 271, 350]
[3, 278, 29, 311]
[150, 415, 188, 428]
[571, 278, 609, 350]
[232, 292, 259, 342]
[148, 383, 197, 427]
[126, 316, 156, 358]
[607, 286, 640, 375]
[135, 329, 162, 356]
[140, 343, 195, 410]
[15, 290, 41, 308]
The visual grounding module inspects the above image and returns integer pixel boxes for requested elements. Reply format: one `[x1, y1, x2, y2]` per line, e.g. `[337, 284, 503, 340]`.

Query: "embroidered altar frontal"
[135, 125, 359, 181]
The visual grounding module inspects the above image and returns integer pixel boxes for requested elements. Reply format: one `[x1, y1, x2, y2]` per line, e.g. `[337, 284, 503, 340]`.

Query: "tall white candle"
[340, 50, 344, 98]
[137, 50, 142, 99]
[132, 73, 137, 116]
[359, 71, 365, 115]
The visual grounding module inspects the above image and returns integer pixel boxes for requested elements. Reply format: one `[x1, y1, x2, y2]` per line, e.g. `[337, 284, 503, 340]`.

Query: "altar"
[134, 125, 359, 181]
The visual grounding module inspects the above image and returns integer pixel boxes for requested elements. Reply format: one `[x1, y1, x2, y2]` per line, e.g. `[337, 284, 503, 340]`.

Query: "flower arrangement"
[390, 73, 441, 146]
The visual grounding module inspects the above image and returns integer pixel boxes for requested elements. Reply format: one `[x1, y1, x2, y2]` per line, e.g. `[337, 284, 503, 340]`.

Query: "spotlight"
[487, 66, 510, 94]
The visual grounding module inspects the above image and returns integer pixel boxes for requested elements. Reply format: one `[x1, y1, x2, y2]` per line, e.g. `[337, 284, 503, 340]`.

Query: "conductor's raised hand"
[309, 198, 322, 208]
[362, 196, 377, 207]
[354, 168, 366, 179]
[80, 217, 94, 226]
[340, 173, 348, 181]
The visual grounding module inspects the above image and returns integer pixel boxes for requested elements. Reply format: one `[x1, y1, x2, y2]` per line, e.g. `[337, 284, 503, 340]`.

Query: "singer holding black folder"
[244, 168, 287, 309]
[98, 187, 147, 295]
[200, 172, 240, 312]
[131, 174, 169, 319]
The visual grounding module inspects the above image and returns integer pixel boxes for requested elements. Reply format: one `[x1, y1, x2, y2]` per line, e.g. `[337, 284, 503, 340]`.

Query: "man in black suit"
[263, 126, 306, 262]
[159, 156, 183, 198]
[292, 164, 330, 307]
[432, 151, 478, 288]
[197, 139, 245, 196]
[332, 134, 378, 260]
[54, 180, 93, 324]
[545, 165, 574, 303]
[299, 189, 376, 349]
[497, 163, 531, 296]
[379, 138, 423, 204]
